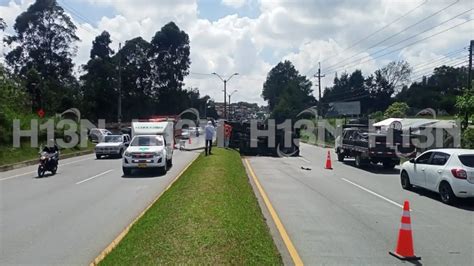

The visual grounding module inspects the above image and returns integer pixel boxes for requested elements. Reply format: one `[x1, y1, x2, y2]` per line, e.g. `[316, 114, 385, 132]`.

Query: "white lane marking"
[341, 178, 406, 209]
[76, 170, 114, 185]
[0, 156, 94, 182]
[299, 157, 311, 164]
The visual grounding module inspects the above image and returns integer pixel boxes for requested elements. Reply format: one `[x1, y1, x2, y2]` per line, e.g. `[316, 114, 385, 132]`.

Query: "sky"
[1, 0, 473, 105]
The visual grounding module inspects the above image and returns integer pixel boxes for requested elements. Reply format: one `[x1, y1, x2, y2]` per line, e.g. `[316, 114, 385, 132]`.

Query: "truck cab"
[122, 122, 174, 175]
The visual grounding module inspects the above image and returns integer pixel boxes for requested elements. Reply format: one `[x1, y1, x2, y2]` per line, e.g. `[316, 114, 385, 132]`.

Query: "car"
[89, 128, 112, 143]
[400, 149, 474, 204]
[95, 134, 130, 159]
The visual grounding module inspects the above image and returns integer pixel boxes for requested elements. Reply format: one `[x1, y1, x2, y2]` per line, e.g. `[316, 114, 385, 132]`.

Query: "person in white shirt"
[205, 120, 215, 156]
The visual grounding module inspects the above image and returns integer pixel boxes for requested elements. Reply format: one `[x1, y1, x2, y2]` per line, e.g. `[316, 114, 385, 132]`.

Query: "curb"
[0, 150, 94, 172]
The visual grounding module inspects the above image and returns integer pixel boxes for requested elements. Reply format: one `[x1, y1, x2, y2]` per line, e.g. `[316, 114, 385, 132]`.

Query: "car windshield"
[104, 136, 122, 143]
[131, 136, 163, 147]
[458, 155, 474, 167]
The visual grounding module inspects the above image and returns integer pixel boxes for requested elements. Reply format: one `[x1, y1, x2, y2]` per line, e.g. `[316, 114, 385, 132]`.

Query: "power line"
[305, 0, 428, 76]
[411, 60, 468, 81]
[326, 7, 472, 74]
[409, 47, 467, 69]
[324, 18, 472, 77]
[324, 0, 461, 73]
[411, 54, 467, 75]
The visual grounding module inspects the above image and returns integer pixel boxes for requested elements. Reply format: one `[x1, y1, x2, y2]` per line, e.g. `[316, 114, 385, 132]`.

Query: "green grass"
[100, 148, 282, 265]
[0, 142, 94, 166]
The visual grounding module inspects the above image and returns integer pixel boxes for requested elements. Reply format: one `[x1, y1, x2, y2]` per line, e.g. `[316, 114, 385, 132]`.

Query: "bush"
[384, 102, 409, 118]
[461, 127, 474, 149]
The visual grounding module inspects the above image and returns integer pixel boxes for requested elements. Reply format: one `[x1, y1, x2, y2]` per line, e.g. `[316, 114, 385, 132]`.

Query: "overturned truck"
[227, 120, 300, 156]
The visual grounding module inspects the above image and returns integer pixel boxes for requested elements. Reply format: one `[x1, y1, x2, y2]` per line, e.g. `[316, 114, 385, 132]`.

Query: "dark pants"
[205, 139, 212, 155]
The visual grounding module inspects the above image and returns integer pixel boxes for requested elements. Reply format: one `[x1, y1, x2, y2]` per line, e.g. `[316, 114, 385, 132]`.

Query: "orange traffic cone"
[325, 150, 332, 169]
[389, 201, 421, 261]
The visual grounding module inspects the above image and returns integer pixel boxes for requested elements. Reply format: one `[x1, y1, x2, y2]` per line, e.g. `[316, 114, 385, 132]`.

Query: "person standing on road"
[224, 122, 232, 148]
[205, 120, 215, 156]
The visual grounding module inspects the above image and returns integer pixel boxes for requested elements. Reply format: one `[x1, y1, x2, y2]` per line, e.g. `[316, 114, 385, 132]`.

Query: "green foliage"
[322, 61, 411, 115]
[384, 102, 409, 118]
[262, 60, 315, 121]
[4, 0, 79, 114]
[455, 88, 474, 128]
[397, 65, 467, 114]
[369, 111, 384, 122]
[461, 127, 474, 149]
[262, 60, 314, 111]
[80, 31, 117, 121]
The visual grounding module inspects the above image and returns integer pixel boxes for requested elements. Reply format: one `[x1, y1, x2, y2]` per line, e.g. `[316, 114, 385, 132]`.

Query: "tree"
[378, 61, 411, 94]
[262, 60, 314, 111]
[455, 88, 474, 130]
[4, 0, 79, 113]
[272, 80, 316, 122]
[396, 65, 467, 114]
[117, 37, 153, 120]
[149, 22, 191, 113]
[80, 31, 116, 121]
[384, 102, 409, 118]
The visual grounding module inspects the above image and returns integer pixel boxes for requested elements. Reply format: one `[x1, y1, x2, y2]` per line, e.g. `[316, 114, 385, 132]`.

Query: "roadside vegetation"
[100, 148, 282, 265]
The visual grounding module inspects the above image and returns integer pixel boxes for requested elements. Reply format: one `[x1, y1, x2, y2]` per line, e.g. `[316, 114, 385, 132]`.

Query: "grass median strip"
[100, 148, 282, 265]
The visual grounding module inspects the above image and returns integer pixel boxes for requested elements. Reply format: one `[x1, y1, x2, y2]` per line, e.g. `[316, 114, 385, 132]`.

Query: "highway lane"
[0, 136, 204, 265]
[246, 143, 474, 265]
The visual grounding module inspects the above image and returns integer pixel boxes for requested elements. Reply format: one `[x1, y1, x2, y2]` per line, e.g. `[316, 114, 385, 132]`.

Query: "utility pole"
[465, 40, 473, 129]
[118, 42, 122, 128]
[314, 62, 325, 117]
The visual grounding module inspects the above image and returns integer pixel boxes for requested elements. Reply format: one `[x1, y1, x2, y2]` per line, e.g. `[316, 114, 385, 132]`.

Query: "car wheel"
[122, 167, 132, 176]
[117, 149, 123, 158]
[160, 162, 168, 175]
[96, 154, 101, 159]
[400, 171, 412, 190]
[439, 182, 457, 205]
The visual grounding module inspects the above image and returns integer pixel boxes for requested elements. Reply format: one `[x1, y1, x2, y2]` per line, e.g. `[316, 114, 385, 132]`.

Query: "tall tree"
[149, 22, 191, 113]
[378, 61, 411, 94]
[117, 37, 153, 120]
[80, 31, 116, 121]
[262, 60, 313, 111]
[262, 61, 315, 120]
[4, 0, 79, 113]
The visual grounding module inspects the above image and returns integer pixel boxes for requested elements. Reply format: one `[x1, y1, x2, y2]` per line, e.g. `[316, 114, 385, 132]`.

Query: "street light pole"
[212, 72, 239, 120]
[228, 90, 237, 119]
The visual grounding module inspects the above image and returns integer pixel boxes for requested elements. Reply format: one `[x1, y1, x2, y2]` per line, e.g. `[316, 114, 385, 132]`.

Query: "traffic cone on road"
[389, 201, 421, 261]
[324, 150, 332, 170]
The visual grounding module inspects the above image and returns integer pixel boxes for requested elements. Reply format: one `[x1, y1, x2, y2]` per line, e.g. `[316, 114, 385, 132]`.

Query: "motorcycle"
[38, 151, 58, 178]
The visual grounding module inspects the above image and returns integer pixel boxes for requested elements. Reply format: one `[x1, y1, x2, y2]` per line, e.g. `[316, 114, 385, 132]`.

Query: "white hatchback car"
[400, 149, 474, 204]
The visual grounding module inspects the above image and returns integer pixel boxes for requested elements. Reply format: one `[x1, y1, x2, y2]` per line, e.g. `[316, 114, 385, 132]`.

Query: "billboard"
[326, 101, 361, 117]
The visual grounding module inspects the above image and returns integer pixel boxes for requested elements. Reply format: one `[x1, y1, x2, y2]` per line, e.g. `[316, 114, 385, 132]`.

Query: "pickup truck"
[335, 126, 414, 169]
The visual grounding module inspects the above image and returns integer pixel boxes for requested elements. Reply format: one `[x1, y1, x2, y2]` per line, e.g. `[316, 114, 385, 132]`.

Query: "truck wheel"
[439, 182, 457, 205]
[337, 152, 345, 162]
[122, 167, 132, 176]
[96, 154, 101, 159]
[355, 154, 364, 168]
[167, 158, 173, 167]
[160, 162, 168, 175]
[383, 160, 396, 169]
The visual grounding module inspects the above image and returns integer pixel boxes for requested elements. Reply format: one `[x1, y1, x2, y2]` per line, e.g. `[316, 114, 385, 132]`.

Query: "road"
[246, 143, 474, 265]
[0, 136, 204, 265]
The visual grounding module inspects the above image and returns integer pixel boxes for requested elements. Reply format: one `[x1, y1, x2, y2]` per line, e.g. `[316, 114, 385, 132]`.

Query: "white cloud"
[222, 0, 247, 9]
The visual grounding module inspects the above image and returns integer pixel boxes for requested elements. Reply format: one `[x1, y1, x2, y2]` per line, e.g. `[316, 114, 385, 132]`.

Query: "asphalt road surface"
[246, 142, 474, 265]
[0, 136, 204, 265]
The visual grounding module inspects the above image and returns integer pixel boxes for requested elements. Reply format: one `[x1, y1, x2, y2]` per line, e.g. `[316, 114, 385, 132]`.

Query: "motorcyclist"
[42, 139, 59, 166]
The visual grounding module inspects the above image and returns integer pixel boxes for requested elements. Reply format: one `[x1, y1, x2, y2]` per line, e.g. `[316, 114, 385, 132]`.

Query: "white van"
[122, 122, 174, 175]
